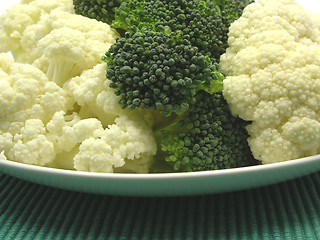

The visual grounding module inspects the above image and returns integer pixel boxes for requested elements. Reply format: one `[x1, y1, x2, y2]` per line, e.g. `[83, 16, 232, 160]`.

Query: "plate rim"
[1, 155, 320, 196]
[0, 154, 319, 179]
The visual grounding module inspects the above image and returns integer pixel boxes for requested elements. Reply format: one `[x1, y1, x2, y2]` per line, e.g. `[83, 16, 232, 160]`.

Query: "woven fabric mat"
[0, 172, 319, 239]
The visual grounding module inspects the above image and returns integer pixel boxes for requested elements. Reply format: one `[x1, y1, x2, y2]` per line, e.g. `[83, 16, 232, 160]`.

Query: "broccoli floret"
[111, 0, 253, 60]
[79, 0, 257, 172]
[213, 0, 255, 24]
[73, 0, 253, 59]
[73, 0, 124, 24]
[155, 91, 257, 172]
[103, 31, 223, 116]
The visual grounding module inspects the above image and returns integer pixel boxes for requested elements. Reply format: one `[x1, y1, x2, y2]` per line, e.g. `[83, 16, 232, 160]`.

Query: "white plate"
[0, 1, 320, 197]
[0, 156, 320, 196]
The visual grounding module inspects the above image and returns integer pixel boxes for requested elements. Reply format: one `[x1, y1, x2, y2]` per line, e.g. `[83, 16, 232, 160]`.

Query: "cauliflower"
[0, 151, 6, 161]
[65, 63, 157, 173]
[24, 10, 119, 84]
[0, 51, 157, 172]
[10, 119, 55, 166]
[65, 62, 127, 126]
[220, 0, 320, 164]
[0, 53, 75, 165]
[0, 0, 157, 173]
[19, 0, 74, 12]
[0, 0, 118, 74]
[73, 115, 157, 173]
[0, 53, 74, 131]
[0, 0, 74, 62]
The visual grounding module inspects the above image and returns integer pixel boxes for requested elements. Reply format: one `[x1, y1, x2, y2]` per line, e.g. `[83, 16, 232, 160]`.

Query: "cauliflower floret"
[66, 63, 126, 126]
[47, 113, 157, 173]
[220, 0, 320, 163]
[0, 53, 75, 165]
[74, 114, 157, 173]
[22, 10, 119, 82]
[0, 0, 118, 75]
[0, 0, 74, 62]
[27, 9, 117, 44]
[46, 111, 80, 153]
[35, 27, 104, 86]
[65, 62, 159, 128]
[64, 63, 158, 173]
[0, 1, 157, 174]
[0, 53, 74, 129]
[20, 0, 74, 13]
[10, 119, 55, 166]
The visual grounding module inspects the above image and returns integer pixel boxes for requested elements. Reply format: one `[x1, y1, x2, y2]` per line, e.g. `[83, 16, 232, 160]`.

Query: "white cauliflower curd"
[4, 0, 319, 173]
[0, 53, 74, 166]
[0, 0, 74, 62]
[0, 0, 157, 173]
[220, 0, 320, 164]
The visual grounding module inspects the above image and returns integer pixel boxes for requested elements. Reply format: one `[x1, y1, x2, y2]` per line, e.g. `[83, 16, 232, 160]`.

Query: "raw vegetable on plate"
[0, 0, 319, 174]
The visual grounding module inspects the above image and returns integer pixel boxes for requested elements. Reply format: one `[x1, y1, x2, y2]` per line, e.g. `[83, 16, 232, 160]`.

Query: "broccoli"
[214, 0, 255, 25]
[110, 0, 254, 60]
[154, 91, 257, 172]
[73, 0, 124, 24]
[74, 0, 253, 60]
[103, 32, 257, 171]
[103, 30, 223, 116]
[75, 0, 258, 172]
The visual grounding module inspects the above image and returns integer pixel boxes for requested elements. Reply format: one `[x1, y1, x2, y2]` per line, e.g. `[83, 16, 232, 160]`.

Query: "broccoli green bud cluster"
[103, 31, 223, 116]
[111, 0, 253, 61]
[217, 0, 255, 26]
[73, 0, 253, 60]
[156, 91, 257, 171]
[73, 0, 124, 24]
[74, 0, 258, 172]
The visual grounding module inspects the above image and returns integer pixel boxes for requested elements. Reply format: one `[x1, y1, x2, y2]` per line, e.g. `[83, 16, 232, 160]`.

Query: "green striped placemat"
[0, 172, 319, 239]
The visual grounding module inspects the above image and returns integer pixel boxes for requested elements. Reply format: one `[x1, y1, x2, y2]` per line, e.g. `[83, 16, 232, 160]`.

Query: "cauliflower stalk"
[0, 0, 157, 173]
[0, 151, 6, 161]
[220, 0, 320, 164]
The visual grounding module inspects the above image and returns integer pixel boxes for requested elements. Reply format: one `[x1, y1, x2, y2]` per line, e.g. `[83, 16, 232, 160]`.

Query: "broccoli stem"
[153, 111, 188, 134]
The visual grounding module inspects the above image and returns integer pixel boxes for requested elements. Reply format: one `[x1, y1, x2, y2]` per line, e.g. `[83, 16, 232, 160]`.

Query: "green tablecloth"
[0, 172, 319, 239]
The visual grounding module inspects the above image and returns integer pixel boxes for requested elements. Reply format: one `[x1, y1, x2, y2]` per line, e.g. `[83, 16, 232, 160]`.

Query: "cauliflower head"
[0, 53, 157, 173]
[0, 53, 75, 165]
[73, 115, 157, 173]
[65, 62, 127, 127]
[0, 0, 74, 62]
[65, 63, 158, 173]
[0, 0, 119, 83]
[220, 0, 320, 164]
[25, 10, 119, 85]
[0, 0, 160, 173]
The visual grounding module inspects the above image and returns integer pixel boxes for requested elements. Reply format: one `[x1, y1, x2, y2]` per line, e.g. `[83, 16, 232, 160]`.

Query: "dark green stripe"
[0, 172, 319, 239]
